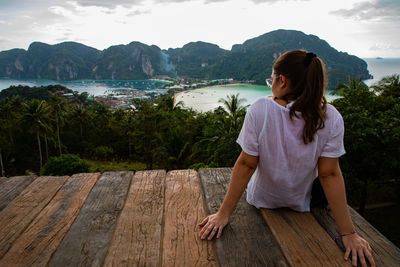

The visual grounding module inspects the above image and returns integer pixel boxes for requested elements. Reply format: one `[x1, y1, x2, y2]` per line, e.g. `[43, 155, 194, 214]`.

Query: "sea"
[0, 58, 399, 112]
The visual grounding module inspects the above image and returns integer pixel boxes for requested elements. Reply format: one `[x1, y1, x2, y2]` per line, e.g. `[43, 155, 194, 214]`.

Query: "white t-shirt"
[237, 97, 345, 212]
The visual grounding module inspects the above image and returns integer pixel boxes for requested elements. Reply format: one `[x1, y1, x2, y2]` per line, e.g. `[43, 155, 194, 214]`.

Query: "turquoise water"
[175, 84, 340, 113]
[0, 78, 170, 96]
[176, 84, 271, 112]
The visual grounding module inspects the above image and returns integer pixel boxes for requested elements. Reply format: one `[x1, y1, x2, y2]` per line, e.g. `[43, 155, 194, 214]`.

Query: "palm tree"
[70, 104, 91, 139]
[371, 74, 400, 98]
[218, 93, 248, 117]
[0, 96, 24, 151]
[22, 99, 51, 170]
[48, 93, 67, 155]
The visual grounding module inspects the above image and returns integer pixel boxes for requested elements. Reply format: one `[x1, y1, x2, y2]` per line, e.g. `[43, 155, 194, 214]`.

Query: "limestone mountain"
[92, 41, 172, 80]
[0, 42, 99, 80]
[225, 29, 370, 87]
[167, 41, 228, 78]
[0, 30, 371, 89]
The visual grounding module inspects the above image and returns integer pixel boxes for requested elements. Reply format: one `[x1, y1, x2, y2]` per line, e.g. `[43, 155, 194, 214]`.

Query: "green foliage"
[0, 85, 73, 101]
[88, 160, 146, 172]
[332, 76, 400, 213]
[218, 93, 249, 117]
[94, 146, 114, 160]
[40, 154, 90, 176]
[189, 162, 213, 171]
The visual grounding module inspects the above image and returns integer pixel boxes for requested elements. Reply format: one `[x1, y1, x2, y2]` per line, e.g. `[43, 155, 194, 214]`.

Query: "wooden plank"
[0, 173, 100, 266]
[311, 206, 400, 266]
[0, 177, 7, 183]
[199, 168, 288, 267]
[0, 176, 68, 258]
[48, 171, 132, 267]
[162, 170, 218, 266]
[103, 170, 165, 267]
[260, 208, 351, 267]
[0, 175, 37, 211]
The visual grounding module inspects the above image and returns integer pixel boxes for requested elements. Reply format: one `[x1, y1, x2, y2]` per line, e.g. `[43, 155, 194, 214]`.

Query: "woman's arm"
[318, 157, 375, 267]
[198, 150, 258, 240]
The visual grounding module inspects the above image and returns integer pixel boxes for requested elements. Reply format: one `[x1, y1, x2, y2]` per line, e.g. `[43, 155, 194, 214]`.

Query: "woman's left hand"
[198, 212, 229, 240]
[342, 233, 375, 267]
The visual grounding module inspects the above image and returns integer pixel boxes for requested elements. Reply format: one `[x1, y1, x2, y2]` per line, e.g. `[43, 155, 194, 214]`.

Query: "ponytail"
[273, 50, 327, 144]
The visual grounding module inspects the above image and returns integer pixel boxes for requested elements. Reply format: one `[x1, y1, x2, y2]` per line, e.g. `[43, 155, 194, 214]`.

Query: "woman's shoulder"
[325, 103, 343, 120]
[249, 97, 273, 111]
[245, 97, 273, 121]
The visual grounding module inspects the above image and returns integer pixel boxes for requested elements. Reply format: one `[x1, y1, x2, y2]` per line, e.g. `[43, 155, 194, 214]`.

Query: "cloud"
[330, 0, 400, 21]
[370, 43, 400, 51]
[155, 0, 310, 3]
[72, 0, 145, 9]
[127, 9, 151, 16]
[249, 0, 310, 3]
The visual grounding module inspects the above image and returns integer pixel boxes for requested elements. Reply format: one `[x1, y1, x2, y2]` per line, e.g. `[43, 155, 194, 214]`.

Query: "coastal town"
[88, 78, 242, 109]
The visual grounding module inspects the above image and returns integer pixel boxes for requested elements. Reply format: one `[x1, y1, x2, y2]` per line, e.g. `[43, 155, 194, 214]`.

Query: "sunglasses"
[265, 78, 273, 88]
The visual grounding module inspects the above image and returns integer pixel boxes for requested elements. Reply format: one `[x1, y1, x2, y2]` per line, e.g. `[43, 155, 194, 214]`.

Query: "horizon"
[0, 0, 399, 58]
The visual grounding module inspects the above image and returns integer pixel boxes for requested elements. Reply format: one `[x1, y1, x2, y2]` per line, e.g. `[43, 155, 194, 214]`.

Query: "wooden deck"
[0, 169, 399, 266]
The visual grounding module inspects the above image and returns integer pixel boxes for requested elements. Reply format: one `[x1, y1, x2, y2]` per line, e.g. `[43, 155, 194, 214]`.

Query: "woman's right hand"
[198, 212, 229, 240]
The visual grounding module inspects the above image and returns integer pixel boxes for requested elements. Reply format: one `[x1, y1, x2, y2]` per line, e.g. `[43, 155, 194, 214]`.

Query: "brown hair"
[273, 49, 327, 144]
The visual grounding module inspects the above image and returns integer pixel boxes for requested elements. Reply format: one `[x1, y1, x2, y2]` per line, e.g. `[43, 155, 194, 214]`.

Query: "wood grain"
[162, 170, 218, 267]
[0, 175, 37, 211]
[48, 171, 132, 267]
[311, 206, 400, 266]
[0, 173, 100, 266]
[199, 168, 288, 267]
[103, 170, 165, 267]
[261, 208, 351, 267]
[0, 176, 68, 259]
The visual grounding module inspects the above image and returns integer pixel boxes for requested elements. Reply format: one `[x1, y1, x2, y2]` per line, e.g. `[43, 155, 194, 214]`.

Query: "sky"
[0, 0, 399, 58]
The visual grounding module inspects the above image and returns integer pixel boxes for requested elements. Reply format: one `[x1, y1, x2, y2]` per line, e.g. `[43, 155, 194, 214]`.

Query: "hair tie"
[304, 52, 317, 67]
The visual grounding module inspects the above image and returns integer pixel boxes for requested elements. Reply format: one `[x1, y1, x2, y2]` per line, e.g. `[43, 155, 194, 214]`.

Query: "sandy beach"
[173, 83, 258, 105]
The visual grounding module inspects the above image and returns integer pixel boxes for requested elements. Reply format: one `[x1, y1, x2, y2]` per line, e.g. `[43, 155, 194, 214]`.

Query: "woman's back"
[237, 97, 345, 212]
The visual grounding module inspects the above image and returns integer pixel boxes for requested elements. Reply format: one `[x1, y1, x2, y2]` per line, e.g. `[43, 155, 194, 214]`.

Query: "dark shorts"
[310, 178, 328, 208]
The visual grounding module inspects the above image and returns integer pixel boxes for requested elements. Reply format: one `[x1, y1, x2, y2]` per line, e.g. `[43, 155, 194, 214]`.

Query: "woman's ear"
[279, 74, 290, 89]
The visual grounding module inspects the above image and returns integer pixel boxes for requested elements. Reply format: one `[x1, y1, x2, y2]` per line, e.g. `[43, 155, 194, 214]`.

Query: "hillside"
[0, 30, 371, 89]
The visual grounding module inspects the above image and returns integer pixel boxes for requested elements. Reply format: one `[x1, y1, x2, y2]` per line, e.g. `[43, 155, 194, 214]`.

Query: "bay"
[0, 78, 170, 96]
[175, 84, 340, 113]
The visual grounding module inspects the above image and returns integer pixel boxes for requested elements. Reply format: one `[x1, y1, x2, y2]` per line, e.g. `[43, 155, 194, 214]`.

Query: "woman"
[198, 50, 375, 267]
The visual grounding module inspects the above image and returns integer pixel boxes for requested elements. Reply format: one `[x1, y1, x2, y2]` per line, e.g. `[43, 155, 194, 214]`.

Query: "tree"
[0, 96, 24, 152]
[218, 93, 248, 118]
[193, 94, 248, 167]
[371, 74, 400, 98]
[48, 93, 67, 155]
[130, 99, 159, 169]
[332, 77, 400, 214]
[70, 104, 91, 140]
[21, 99, 51, 170]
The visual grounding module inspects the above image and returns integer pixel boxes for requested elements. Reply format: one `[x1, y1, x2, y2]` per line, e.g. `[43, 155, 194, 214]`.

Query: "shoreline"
[172, 83, 258, 105]
[173, 83, 342, 112]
